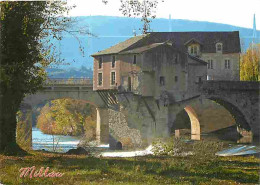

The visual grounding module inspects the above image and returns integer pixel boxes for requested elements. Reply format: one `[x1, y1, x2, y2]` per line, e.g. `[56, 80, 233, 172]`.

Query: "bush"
[152, 136, 224, 160]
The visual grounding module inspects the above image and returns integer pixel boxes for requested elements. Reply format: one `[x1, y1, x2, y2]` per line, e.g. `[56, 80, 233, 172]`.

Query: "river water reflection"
[32, 127, 81, 152]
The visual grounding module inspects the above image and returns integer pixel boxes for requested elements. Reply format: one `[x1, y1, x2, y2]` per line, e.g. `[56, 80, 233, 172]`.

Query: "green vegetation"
[0, 1, 73, 154]
[240, 44, 259, 81]
[0, 145, 259, 185]
[37, 98, 96, 140]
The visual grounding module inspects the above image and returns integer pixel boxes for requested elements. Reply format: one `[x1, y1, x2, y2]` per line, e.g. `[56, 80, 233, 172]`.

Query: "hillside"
[48, 16, 260, 78]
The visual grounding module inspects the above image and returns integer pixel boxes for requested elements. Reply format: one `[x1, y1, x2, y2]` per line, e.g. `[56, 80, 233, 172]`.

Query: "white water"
[101, 145, 154, 157]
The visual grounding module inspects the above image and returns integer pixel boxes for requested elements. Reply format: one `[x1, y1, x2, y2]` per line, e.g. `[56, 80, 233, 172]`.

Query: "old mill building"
[91, 32, 241, 101]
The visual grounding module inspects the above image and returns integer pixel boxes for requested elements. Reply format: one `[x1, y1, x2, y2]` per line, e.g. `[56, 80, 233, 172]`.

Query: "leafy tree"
[0, 1, 75, 154]
[36, 99, 96, 139]
[240, 44, 260, 81]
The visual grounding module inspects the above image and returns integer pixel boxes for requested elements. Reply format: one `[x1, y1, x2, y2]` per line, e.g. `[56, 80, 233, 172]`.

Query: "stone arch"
[172, 105, 200, 140]
[22, 90, 106, 109]
[184, 105, 200, 140]
[208, 97, 252, 136]
[172, 97, 243, 141]
[19, 89, 110, 150]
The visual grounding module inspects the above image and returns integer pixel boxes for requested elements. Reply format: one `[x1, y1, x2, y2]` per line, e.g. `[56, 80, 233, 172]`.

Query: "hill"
[48, 16, 260, 78]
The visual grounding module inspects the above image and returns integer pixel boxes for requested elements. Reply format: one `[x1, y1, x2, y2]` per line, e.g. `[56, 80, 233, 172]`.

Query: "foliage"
[37, 99, 96, 139]
[240, 44, 260, 81]
[0, 1, 66, 153]
[0, 1, 90, 153]
[152, 137, 224, 162]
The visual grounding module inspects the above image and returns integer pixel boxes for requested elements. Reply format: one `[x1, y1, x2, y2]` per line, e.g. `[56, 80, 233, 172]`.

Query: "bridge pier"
[96, 107, 109, 144]
[184, 106, 201, 140]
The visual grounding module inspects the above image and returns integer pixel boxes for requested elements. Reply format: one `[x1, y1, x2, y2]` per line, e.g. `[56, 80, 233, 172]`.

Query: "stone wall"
[108, 108, 142, 148]
[108, 93, 177, 148]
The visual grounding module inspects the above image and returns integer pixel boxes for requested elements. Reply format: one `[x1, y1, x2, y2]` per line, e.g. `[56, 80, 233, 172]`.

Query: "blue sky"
[67, 0, 259, 29]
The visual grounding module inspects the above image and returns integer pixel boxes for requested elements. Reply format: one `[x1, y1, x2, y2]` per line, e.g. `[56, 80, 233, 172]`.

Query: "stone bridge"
[21, 78, 113, 145]
[19, 79, 260, 149]
[199, 81, 260, 138]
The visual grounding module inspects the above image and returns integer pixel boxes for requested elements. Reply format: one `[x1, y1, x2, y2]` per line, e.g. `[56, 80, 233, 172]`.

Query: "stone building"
[92, 32, 241, 93]
[91, 32, 242, 147]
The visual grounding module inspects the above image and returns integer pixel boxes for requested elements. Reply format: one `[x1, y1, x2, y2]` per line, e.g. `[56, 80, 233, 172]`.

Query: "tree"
[103, 0, 164, 34]
[0, 1, 75, 154]
[36, 99, 96, 138]
[240, 44, 260, 81]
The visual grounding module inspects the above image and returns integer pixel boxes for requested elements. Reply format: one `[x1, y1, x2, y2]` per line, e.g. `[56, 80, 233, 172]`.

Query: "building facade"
[92, 32, 240, 95]
[92, 40, 207, 102]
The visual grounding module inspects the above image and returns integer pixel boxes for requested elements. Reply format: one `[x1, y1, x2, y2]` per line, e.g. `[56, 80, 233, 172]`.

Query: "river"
[32, 127, 259, 156]
[32, 127, 81, 152]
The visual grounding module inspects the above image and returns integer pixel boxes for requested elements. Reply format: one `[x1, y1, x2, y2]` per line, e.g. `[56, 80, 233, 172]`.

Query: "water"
[32, 127, 81, 152]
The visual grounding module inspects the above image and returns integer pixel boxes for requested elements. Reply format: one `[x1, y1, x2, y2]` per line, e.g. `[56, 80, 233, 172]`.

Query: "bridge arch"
[208, 96, 251, 131]
[17, 83, 111, 150]
[172, 96, 253, 141]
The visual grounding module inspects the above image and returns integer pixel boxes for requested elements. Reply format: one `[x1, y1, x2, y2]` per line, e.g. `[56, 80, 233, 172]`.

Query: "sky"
[66, 0, 259, 29]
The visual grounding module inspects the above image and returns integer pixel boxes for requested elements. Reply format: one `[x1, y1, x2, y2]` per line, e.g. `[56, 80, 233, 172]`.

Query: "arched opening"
[208, 97, 253, 143]
[208, 97, 251, 131]
[17, 97, 102, 152]
[172, 106, 200, 140]
[172, 98, 253, 143]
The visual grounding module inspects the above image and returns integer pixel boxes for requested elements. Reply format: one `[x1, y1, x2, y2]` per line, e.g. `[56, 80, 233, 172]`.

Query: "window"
[98, 57, 103, 69]
[194, 46, 198, 55]
[216, 43, 222, 52]
[133, 55, 137, 64]
[208, 59, 213, 69]
[111, 72, 116, 85]
[160, 76, 165, 86]
[225, 59, 231, 69]
[175, 76, 178, 82]
[112, 56, 116, 68]
[190, 46, 194, 54]
[190, 45, 199, 55]
[98, 73, 102, 86]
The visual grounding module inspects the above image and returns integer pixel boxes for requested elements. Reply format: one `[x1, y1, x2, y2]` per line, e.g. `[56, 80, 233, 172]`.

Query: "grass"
[0, 149, 259, 185]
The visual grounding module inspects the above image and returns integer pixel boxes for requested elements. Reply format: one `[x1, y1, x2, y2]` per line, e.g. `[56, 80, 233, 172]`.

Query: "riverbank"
[0, 150, 259, 185]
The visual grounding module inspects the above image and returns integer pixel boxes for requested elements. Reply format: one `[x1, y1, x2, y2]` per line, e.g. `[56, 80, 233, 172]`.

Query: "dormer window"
[189, 45, 199, 55]
[194, 46, 198, 55]
[216, 43, 223, 53]
[185, 38, 202, 56]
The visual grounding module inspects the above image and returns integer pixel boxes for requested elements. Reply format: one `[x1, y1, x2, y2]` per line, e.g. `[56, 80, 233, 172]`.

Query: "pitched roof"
[91, 31, 241, 56]
[188, 54, 208, 65]
[119, 43, 164, 54]
[91, 35, 146, 56]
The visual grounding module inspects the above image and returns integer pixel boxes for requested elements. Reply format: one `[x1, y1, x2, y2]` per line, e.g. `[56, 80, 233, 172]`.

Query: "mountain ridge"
[48, 16, 259, 78]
